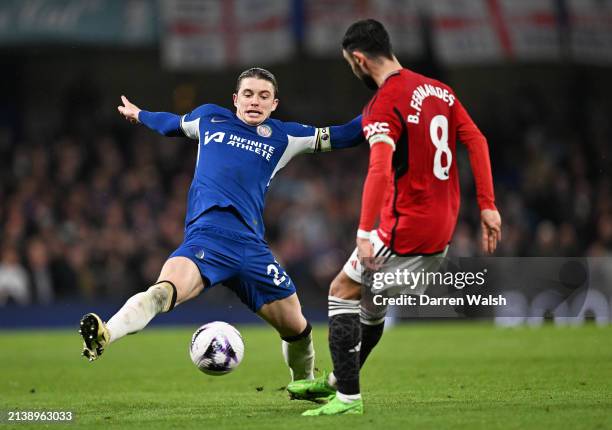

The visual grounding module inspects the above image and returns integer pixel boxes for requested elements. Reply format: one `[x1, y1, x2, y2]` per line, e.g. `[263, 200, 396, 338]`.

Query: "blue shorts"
[170, 209, 295, 312]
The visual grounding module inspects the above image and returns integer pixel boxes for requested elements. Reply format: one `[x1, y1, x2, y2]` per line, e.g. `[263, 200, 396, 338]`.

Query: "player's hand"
[480, 209, 501, 254]
[357, 236, 380, 270]
[117, 95, 141, 124]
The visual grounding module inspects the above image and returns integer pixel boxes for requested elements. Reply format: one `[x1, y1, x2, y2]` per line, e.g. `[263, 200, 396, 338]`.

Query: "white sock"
[336, 391, 361, 403]
[282, 331, 315, 381]
[106, 283, 173, 344]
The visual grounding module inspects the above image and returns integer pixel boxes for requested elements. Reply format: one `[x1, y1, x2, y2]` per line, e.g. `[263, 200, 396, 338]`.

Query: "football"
[189, 321, 244, 375]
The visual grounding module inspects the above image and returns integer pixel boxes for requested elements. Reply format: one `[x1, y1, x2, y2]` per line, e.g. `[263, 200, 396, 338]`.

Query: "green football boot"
[287, 372, 337, 403]
[301, 394, 364, 416]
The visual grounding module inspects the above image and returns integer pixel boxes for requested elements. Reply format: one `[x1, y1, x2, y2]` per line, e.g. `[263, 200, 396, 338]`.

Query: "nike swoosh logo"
[211, 117, 227, 123]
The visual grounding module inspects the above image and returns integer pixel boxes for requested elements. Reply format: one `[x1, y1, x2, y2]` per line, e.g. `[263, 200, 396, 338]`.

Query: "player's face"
[233, 78, 279, 126]
[342, 49, 378, 91]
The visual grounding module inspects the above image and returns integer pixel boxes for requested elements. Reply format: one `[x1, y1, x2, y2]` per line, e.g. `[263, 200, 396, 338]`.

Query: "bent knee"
[158, 257, 205, 305]
[329, 271, 361, 300]
[258, 294, 307, 338]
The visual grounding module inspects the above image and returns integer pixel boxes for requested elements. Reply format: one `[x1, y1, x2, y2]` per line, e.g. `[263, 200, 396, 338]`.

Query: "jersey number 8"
[430, 115, 452, 180]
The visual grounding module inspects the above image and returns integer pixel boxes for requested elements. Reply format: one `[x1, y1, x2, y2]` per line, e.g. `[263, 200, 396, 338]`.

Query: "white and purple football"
[189, 321, 244, 376]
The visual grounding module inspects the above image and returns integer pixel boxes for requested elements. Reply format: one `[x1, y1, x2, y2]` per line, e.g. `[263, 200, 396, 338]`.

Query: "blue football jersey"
[179, 104, 346, 238]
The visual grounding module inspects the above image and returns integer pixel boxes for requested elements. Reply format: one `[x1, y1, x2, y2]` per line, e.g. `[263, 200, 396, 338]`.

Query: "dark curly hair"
[342, 19, 393, 60]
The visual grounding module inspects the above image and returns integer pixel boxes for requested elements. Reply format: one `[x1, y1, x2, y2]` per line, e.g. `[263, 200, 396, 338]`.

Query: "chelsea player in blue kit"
[79, 68, 363, 384]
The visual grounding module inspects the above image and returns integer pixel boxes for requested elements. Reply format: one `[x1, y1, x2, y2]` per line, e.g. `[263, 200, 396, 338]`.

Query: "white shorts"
[343, 230, 449, 296]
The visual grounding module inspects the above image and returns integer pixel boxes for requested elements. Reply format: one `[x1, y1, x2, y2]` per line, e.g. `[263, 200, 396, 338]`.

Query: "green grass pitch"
[1, 323, 611, 429]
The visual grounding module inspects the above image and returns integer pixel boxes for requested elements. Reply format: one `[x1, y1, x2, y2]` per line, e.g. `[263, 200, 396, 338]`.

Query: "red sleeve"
[454, 100, 497, 211]
[361, 91, 402, 146]
[358, 142, 394, 233]
[357, 90, 401, 235]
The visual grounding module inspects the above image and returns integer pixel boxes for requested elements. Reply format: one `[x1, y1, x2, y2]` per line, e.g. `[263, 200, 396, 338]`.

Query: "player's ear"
[232, 93, 238, 108]
[270, 98, 279, 112]
[352, 51, 367, 68]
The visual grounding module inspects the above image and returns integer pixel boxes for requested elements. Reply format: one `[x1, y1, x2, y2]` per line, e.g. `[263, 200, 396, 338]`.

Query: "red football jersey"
[360, 69, 496, 254]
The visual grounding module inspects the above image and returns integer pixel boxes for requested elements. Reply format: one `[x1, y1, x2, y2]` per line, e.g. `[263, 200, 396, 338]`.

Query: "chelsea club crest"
[256, 124, 272, 138]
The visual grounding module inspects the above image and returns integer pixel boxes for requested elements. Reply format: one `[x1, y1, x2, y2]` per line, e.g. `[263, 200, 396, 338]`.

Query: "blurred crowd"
[0, 70, 610, 307]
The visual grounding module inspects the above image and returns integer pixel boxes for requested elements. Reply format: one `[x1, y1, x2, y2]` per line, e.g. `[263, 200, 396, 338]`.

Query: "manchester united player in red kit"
[289, 19, 502, 415]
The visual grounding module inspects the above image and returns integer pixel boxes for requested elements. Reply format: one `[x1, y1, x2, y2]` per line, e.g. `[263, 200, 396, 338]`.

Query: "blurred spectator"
[25, 238, 54, 305]
[0, 246, 30, 306]
[533, 221, 559, 257]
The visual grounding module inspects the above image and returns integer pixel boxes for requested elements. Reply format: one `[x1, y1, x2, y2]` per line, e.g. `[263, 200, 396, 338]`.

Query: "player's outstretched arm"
[283, 115, 364, 155]
[117, 95, 183, 137]
[328, 115, 365, 150]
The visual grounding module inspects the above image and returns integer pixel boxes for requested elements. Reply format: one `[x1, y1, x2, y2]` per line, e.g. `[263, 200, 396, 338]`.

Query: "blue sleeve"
[138, 111, 182, 137]
[281, 120, 317, 137]
[181, 104, 222, 140]
[329, 115, 364, 149]
[281, 115, 364, 153]
[183, 103, 217, 122]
